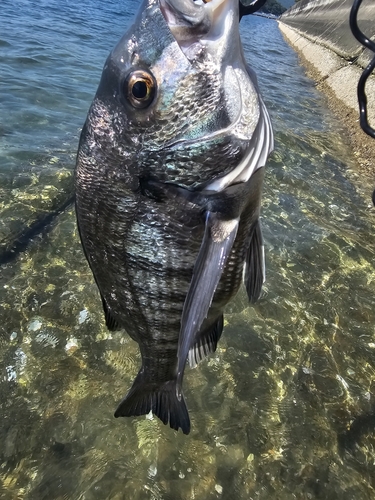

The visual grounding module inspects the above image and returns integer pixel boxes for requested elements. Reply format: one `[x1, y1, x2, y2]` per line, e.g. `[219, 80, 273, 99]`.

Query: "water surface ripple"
[1, 1, 375, 499]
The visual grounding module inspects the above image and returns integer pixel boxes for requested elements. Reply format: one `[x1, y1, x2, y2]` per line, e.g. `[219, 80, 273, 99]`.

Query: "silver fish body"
[75, 0, 273, 434]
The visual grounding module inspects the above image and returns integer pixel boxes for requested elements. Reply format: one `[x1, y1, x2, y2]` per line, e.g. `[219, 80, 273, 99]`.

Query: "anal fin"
[244, 219, 265, 303]
[188, 314, 224, 368]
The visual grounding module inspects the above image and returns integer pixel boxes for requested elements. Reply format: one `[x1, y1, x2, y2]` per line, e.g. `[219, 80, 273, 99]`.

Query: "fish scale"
[75, 0, 273, 434]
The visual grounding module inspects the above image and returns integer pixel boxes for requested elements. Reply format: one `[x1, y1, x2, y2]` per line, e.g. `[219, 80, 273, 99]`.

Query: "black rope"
[349, 0, 375, 139]
[349, 0, 375, 205]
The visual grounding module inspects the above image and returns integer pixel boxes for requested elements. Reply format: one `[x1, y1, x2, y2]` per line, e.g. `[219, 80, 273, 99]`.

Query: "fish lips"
[159, 0, 239, 62]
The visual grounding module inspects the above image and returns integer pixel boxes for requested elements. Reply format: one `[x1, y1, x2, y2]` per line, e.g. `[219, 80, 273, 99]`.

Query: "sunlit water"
[1, 1, 375, 499]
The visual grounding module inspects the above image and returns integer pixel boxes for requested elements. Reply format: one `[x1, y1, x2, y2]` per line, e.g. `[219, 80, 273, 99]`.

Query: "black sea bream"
[75, 0, 273, 434]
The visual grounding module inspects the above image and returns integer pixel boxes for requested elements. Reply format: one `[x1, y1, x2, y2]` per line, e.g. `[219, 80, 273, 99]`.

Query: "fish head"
[78, 0, 265, 189]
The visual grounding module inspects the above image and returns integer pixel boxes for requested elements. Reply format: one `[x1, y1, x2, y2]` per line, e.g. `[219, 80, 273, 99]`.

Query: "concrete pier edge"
[278, 22, 375, 182]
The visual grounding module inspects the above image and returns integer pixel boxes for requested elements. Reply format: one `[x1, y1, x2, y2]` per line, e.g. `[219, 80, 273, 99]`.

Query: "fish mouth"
[159, 0, 237, 59]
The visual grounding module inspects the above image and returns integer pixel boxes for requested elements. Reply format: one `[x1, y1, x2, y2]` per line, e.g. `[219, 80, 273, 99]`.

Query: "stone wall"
[280, 0, 375, 67]
[277, 0, 375, 175]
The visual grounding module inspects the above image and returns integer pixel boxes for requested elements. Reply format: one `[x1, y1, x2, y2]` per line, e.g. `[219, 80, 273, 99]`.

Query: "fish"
[75, 0, 273, 434]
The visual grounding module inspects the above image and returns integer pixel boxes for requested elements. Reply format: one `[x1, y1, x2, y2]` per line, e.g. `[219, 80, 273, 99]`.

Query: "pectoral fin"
[244, 219, 265, 303]
[176, 212, 239, 396]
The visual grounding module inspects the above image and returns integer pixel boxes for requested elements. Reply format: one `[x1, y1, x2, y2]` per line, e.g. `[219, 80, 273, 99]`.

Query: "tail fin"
[114, 371, 190, 435]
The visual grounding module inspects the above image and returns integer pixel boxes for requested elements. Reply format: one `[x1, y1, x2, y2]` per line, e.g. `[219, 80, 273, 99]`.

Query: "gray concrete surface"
[281, 0, 375, 66]
[278, 0, 374, 177]
[278, 22, 375, 127]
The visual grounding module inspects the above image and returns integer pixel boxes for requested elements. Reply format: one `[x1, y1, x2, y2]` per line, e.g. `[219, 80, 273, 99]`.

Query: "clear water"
[0, 0, 133, 253]
[1, 1, 375, 499]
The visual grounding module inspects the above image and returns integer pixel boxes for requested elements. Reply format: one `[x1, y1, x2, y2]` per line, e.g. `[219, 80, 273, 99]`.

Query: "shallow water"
[1, 1, 375, 499]
[0, 0, 132, 257]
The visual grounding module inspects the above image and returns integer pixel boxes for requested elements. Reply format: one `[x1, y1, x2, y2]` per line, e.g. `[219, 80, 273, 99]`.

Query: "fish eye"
[124, 70, 156, 109]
